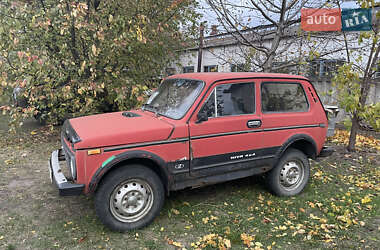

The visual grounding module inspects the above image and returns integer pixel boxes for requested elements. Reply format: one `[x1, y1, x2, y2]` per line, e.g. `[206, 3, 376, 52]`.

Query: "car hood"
[68, 110, 174, 149]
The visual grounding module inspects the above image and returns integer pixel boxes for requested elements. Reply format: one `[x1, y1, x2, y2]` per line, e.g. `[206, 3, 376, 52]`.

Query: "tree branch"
[208, 0, 269, 55]
[249, 0, 278, 26]
[65, 0, 80, 65]
[39, 0, 46, 12]
[257, 0, 281, 14]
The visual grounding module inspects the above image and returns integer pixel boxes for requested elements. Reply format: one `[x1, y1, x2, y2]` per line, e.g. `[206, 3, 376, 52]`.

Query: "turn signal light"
[88, 148, 101, 155]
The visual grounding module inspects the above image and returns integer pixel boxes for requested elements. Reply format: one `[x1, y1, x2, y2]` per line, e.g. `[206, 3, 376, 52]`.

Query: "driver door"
[188, 81, 263, 177]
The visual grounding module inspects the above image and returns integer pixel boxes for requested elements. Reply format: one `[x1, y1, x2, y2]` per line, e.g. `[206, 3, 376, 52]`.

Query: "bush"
[0, 0, 198, 128]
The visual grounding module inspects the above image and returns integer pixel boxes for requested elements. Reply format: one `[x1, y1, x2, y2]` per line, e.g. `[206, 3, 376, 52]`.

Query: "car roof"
[167, 72, 309, 85]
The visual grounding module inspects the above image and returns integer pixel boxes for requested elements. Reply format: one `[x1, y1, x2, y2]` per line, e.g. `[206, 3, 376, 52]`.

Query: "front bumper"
[49, 149, 84, 196]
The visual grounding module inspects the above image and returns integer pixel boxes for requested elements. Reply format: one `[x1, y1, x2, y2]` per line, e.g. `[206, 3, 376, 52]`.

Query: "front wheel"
[95, 165, 165, 231]
[266, 149, 310, 196]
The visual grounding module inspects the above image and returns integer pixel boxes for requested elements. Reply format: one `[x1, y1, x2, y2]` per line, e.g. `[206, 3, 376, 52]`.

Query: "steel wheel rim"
[110, 178, 154, 223]
[279, 160, 304, 191]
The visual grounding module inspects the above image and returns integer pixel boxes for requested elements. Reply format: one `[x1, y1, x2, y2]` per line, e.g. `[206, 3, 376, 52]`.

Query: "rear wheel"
[266, 149, 310, 196]
[95, 165, 164, 231]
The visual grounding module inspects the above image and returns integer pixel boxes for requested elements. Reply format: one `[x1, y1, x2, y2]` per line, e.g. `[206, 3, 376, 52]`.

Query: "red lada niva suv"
[49, 73, 333, 231]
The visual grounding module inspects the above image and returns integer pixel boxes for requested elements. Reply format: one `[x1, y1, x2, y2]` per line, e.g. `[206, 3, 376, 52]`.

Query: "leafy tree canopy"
[0, 0, 198, 128]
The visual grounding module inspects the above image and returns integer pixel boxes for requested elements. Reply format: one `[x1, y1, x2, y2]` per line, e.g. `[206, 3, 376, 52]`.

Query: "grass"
[0, 114, 379, 249]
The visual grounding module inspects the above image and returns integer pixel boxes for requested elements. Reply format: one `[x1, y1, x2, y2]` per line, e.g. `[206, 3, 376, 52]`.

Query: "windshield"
[145, 78, 204, 119]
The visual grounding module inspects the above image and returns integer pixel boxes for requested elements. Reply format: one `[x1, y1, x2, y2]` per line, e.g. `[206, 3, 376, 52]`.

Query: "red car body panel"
[56, 72, 329, 195]
[189, 79, 259, 155]
[69, 110, 174, 149]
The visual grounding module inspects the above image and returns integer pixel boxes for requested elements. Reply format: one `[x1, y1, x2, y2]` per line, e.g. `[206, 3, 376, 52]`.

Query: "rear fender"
[276, 134, 318, 160]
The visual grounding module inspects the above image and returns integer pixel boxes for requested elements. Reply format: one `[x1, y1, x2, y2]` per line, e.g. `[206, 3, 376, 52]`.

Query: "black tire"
[95, 165, 165, 231]
[266, 149, 310, 196]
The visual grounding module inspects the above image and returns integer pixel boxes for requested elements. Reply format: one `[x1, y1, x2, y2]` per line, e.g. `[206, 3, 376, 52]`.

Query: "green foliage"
[333, 0, 380, 136]
[343, 117, 352, 130]
[332, 63, 361, 115]
[333, 63, 379, 131]
[0, 0, 198, 128]
[361, 102, 380, 130]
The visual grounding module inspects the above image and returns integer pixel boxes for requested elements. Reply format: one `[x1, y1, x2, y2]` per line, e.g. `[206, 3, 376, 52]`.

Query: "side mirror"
[196, 111, 208, 124]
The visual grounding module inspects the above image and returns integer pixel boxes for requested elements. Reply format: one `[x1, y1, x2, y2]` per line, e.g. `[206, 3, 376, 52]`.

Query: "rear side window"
[261, 82, 309, 112]
[200, 82, 255, 117]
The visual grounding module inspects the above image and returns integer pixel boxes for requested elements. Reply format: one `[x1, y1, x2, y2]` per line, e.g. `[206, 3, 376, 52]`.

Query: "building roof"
[184, 23, 302, 51]
[167, 72, 309, 84]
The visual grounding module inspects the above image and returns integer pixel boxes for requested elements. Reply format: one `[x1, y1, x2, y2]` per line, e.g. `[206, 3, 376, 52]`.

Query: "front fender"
[88, 150, 170, 194]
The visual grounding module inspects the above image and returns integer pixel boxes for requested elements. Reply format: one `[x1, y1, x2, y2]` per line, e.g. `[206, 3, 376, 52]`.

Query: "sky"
[197, 0, 360, 34]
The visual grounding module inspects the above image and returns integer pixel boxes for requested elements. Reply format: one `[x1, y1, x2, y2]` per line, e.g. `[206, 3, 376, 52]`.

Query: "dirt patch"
[8, 179, 34, 189]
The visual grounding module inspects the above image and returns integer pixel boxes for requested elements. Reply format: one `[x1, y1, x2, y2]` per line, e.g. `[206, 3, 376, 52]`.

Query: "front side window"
[145, 78, 204, 119]
[261, 82, 309, 113]
[200, 82, 255, 118]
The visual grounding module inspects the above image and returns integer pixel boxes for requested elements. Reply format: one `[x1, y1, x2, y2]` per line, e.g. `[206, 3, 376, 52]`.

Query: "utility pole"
[197, 23, 205, 72]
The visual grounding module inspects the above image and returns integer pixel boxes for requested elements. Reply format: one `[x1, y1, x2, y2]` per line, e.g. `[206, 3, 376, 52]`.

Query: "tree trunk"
[347, 113, 359, 152]
[262, 60, 272, 72]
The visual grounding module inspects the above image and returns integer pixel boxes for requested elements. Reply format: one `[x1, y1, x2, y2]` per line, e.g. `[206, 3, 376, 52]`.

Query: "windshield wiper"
[142, 103, 155, 111]
[142, 104, 160, 116]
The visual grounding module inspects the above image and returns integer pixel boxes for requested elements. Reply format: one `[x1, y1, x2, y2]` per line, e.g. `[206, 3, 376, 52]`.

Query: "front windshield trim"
[142, 78, 205, 120]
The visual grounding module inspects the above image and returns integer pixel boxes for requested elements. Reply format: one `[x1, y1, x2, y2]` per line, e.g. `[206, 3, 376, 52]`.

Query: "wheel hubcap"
[279, 160, 304, 191]
[110, 179, 154, 223]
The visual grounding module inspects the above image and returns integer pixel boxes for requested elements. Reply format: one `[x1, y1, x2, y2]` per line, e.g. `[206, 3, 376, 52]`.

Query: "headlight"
[70, 159, 77, 180]
[62, 120, 81, 144]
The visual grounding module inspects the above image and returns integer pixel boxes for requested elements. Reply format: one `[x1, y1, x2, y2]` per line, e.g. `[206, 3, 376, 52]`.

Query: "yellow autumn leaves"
[202, 215, 218, 224]
[191, 234, 231, 250]
[361, 194, 372, 204]
[237, 233, 274, 250]
[167, 233, 232, 250]
[331, 129, 380, 151]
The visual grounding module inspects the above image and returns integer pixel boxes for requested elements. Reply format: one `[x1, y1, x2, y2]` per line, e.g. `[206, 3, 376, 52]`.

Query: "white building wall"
[171, 32, 379, 107]
[175, 45, 249, 73]
[174, 32, 369, 73]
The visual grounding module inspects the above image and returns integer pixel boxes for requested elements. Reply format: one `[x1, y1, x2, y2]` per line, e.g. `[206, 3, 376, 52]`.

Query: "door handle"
[247, 119, 262, 128]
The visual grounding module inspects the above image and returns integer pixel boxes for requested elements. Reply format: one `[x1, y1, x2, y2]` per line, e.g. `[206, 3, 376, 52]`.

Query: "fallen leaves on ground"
[166, 238, 183, 248]
[240, 233, 255, 247]
[331, 129, 380, 151]
[4, 159, 13, 165]
[191, 234, 231, 250]
[171, 208, 180, 215]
